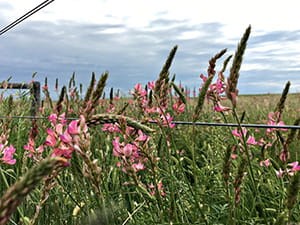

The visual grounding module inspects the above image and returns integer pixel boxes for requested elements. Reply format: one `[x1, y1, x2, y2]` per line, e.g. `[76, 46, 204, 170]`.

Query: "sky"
[1, 0, 300, 96]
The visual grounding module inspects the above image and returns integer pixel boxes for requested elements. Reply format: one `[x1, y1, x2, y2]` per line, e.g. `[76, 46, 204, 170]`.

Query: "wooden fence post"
[0, 81, 41, 116]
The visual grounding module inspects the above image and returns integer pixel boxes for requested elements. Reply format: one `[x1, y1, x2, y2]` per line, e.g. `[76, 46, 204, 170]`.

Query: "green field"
[0, 26, 299, 225]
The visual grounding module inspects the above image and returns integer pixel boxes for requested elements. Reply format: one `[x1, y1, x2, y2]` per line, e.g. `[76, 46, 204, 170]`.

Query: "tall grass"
[0, 26, 299, 225]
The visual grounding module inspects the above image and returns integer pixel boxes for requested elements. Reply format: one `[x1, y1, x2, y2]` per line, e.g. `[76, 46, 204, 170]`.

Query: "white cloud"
[2, 0, 300, 94]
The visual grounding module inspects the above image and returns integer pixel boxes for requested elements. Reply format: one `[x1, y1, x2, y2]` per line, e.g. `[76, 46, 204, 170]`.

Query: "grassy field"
[0, 26, 299, 225]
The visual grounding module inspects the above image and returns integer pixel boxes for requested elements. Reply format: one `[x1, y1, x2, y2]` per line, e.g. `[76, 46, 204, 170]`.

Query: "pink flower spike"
[45, 132, 57, 147]
[246, 136, 257, 145]
[58, 113, 67, 125]
[123, 143, 134, 157]
[147, 81, 155, 90]
[288, 161, 300, 172]
[102, 123, 121, 133]
[200, 74, 207, 82]
[55, 124, 64, 135]
[279, 150, 289, 162]
[60, 130, 72, 144]
[213, 102, 230, 112]
[173, 102, 185, 114]
[136, 130, 148, 142]
[132, 162, 145, 171]
[68, 120, 80, 135]
[48, 114, 57, 124]
[1, 145, 16, 165]
[112, 137, 122, 157]
[232, 128, 247, 138]
[134, 83, 147, 96]
[161, 113, 175, 128]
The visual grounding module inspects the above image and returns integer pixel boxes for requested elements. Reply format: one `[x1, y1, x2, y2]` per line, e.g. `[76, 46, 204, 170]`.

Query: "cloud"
[1, 17, 300, 97]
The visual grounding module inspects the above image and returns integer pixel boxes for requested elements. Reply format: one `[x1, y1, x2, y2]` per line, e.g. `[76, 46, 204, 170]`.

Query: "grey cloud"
[251, 30, 300, 43]
[1, 18, 300, 96]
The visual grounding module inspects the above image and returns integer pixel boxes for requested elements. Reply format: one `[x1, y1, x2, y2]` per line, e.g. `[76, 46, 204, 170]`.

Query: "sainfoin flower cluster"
[104, 123, 151, 174]
[132, 82, 182, 128]
[24, 113, 87, 164]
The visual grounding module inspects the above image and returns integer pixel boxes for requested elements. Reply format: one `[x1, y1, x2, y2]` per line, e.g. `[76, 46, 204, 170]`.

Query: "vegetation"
[0, 25, 299, 225]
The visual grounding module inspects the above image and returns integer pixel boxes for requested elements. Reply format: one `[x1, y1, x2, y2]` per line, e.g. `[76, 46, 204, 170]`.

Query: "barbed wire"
[1, 115, 300, 130]
[0, 0, 55, 36]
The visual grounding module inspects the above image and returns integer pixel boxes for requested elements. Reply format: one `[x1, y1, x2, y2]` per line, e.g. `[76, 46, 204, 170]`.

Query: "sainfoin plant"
[0, 25, 298, 225]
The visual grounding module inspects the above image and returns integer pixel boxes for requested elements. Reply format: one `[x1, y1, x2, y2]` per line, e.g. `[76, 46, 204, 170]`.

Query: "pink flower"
[134, 83, 147, 96]
[246, 136, 257, 145]
[147, 81, 155, 90]
[60, 130, 73, 144]
[232, 128, 247, 138]
[135, 130, 148, 142]
[200, 74, 207, 82]
[132, 162, 145, 171]
[55, 124, 64, 135]
[58, 113, 67, 125]
[23, 138, 35, 154]
[68, 120, 80, 135]
[288, 161, 300, 172]
[161, 113, 175, 128]
[231, 154, 238, 159]
[123, 143, 136, 157]
[266, 112, 288, 133]
[45, 129, 57, 147]
[48, 114, 58, 124]
[259, 158, 271, 167]
[213, 102, 230, 112]
[275, 168, 284, 178]
[173, 102, 185, 114]
[279, 150, 289, 162]
[102, 123, 121, 133]
[51, 147, 73, 159]
[1, 145, 16, 165]
[112, 137, 122, 157]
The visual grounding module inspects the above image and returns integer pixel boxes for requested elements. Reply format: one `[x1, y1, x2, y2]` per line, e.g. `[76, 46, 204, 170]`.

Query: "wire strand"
[1, 115, 300, 129]
[0, 0, 55, 36]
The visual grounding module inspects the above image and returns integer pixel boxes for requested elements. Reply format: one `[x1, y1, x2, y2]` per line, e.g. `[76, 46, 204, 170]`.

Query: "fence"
[0, 81, 40, 116]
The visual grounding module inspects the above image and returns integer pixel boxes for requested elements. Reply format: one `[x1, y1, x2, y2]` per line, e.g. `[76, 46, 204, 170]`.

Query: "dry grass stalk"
[87, 113, 154, 133]
[223, 145, 234, 190]
[171, 82, 187, 104]
[55, 86, 66, 114]
[221, 55, 233, 73]
[275, 81, 290, 117]
[82, 72, 96, 109]
[286, 172, 300, 211]
[0, 157, 67, 225]
[154, 45, 177, 95]
[91, 71, 109, 109]
[286, 118, 300, 146]
[154, 46, 177, 108]
[233, 154, 247, 205]
[226, 25, 251, 107]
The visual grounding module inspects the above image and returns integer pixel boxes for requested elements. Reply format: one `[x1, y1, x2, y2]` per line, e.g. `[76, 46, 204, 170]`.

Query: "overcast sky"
[1, 0, 300, 95]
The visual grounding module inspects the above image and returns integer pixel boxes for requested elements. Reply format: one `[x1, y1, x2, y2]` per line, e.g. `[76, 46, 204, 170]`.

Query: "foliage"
[0, 26, 299, 225]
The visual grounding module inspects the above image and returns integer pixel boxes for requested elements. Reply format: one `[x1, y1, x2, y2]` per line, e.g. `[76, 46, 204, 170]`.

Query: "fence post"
[0, 81, 41, 116]
[30, 81, 40, 116]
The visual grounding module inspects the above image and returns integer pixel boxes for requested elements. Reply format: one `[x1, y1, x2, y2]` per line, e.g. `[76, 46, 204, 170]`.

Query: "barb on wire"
[1, 115, 300, 130]
[0, 0, 55, 36]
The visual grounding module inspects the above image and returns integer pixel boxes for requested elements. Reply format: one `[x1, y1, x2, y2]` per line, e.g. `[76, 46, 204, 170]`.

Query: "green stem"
[0, 166, 25, 220]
